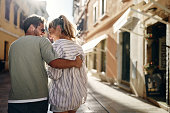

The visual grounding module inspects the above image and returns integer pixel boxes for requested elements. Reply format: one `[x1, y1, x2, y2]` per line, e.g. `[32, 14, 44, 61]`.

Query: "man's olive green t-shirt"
[8, 35, 58, 100]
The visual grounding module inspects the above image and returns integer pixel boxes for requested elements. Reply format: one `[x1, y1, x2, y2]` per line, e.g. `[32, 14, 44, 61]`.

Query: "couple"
[8, 14, 87, 113]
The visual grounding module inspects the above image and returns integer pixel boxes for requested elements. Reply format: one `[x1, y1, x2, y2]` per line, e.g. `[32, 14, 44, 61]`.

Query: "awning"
[113, 8, 134, 33]
[82, 34, 108, 53]
[113, 0, 170, 34]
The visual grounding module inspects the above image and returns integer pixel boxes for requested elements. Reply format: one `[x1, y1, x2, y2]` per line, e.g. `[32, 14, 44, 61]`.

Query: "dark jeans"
[8, 100, 48, 113]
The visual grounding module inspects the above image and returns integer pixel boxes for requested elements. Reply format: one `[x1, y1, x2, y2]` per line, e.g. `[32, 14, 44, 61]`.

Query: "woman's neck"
[60, 35, 71, 40]
[53, 35, 71, 41]
[53, 36, 60, 42]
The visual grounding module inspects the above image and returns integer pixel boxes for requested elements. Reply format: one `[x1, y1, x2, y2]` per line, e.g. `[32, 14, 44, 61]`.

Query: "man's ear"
[28, 24, 35, 32]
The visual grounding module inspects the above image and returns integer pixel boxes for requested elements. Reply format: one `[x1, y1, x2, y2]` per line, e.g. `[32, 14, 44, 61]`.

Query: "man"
[8, 14, 82, 113]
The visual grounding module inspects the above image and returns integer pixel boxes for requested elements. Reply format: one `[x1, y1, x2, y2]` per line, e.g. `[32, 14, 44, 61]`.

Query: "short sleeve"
[52, 43, 64, 58]
[47, 65, 63, 80]
[39, 38, 58, 64]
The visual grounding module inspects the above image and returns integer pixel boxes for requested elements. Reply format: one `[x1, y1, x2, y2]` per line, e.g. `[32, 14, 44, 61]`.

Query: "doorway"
[122, 32, 130, 83]
[146, 22, 166, 102]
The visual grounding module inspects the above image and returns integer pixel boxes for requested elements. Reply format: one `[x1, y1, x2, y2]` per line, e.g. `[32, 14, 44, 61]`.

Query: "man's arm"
[49, 56, 83, 69]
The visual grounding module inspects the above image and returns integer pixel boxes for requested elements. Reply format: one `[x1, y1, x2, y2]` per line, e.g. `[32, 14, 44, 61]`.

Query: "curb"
[146, 97, 169, 112]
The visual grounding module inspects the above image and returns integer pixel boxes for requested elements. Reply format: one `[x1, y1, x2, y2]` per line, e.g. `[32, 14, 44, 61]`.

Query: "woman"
[47, 15, 87, 113]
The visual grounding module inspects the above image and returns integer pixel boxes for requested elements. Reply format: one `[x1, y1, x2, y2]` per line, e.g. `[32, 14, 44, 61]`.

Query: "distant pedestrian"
[8, 14, 82, 113]
[47, 15, 87, 113]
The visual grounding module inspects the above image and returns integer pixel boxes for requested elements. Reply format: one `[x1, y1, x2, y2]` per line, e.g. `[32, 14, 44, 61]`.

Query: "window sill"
[5, 19, 10, 23]
[100, 13, 108, 21]
[14, 25, 19, 29]
[83, 30, 89, 34]
[121, 0, 130, 3]
[93, 21, 98, 27]
[19, 28, 24, 32]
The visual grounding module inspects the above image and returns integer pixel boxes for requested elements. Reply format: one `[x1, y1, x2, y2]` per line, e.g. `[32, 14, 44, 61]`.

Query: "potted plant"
[145, 33, 153, 40]
[143, 62, 157, 75]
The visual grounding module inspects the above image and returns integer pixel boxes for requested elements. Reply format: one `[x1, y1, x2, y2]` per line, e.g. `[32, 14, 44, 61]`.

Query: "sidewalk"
[84, 73, 168, 113]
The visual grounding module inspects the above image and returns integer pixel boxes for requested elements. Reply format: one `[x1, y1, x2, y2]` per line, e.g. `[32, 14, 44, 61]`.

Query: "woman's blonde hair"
[49, 15, 76, 39]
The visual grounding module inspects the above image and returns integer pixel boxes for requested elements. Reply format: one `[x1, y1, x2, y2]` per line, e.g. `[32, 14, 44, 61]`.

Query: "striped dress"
[47, 39, 87, 111]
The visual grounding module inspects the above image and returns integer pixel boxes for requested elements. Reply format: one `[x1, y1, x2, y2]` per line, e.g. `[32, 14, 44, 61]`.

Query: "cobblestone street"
[0, 72, 168, 113]
[0, 72, 109, 113]
[0, 72, 10, 113]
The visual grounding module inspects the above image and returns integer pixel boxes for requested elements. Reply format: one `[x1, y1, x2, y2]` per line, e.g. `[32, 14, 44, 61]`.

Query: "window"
[4, 41, 9, 61]
[82, 0, 86, 6]
[85, 16, 88, 31]
[0, 0, 2, 16]
[93, 1, 98, 23]
[94, 7, 97, 22]
[20, 12, 25, 29]
[93, 49, 97, 69]
[77, 19, 84, 31]
[14, 4, 19, 26]
[0, 0, 1, 9]
[101, 40, 106, 72]
[5, 0, 11, 21]
[100, 0, 106, 16]
[86, 55, 88, 67]
[20, 12, 23, 29]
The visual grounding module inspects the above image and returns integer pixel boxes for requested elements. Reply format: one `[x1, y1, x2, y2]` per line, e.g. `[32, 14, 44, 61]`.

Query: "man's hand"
[75, 56, 83, 68]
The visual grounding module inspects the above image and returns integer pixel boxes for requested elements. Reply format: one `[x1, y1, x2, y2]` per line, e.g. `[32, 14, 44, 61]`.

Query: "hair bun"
[59, 16, 63, 20]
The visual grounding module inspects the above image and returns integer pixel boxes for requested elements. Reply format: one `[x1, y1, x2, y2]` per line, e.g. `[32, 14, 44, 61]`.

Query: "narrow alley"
[0, 72, 168, 113]
[0, 0, 170, 113]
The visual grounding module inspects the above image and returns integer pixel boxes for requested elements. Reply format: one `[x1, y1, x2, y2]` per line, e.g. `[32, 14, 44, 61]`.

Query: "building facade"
[73, 0, 170, 110]
[0, 0, 48, 72]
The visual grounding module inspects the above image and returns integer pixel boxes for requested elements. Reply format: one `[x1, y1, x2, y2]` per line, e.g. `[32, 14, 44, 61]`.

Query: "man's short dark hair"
[23, 14, 45, 33]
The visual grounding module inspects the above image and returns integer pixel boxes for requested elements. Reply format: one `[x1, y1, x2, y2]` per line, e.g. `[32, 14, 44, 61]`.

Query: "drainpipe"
[166, 16, 170, 105]
[167, 45, 169, 105]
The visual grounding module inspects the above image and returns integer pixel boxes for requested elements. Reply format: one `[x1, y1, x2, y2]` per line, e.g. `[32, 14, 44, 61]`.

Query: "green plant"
[143, 62, 157, 72]
[145, 33, 153, 40]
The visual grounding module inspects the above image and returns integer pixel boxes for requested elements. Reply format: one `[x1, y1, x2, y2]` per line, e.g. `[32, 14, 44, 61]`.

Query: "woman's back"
[48, 39, 87, 111]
